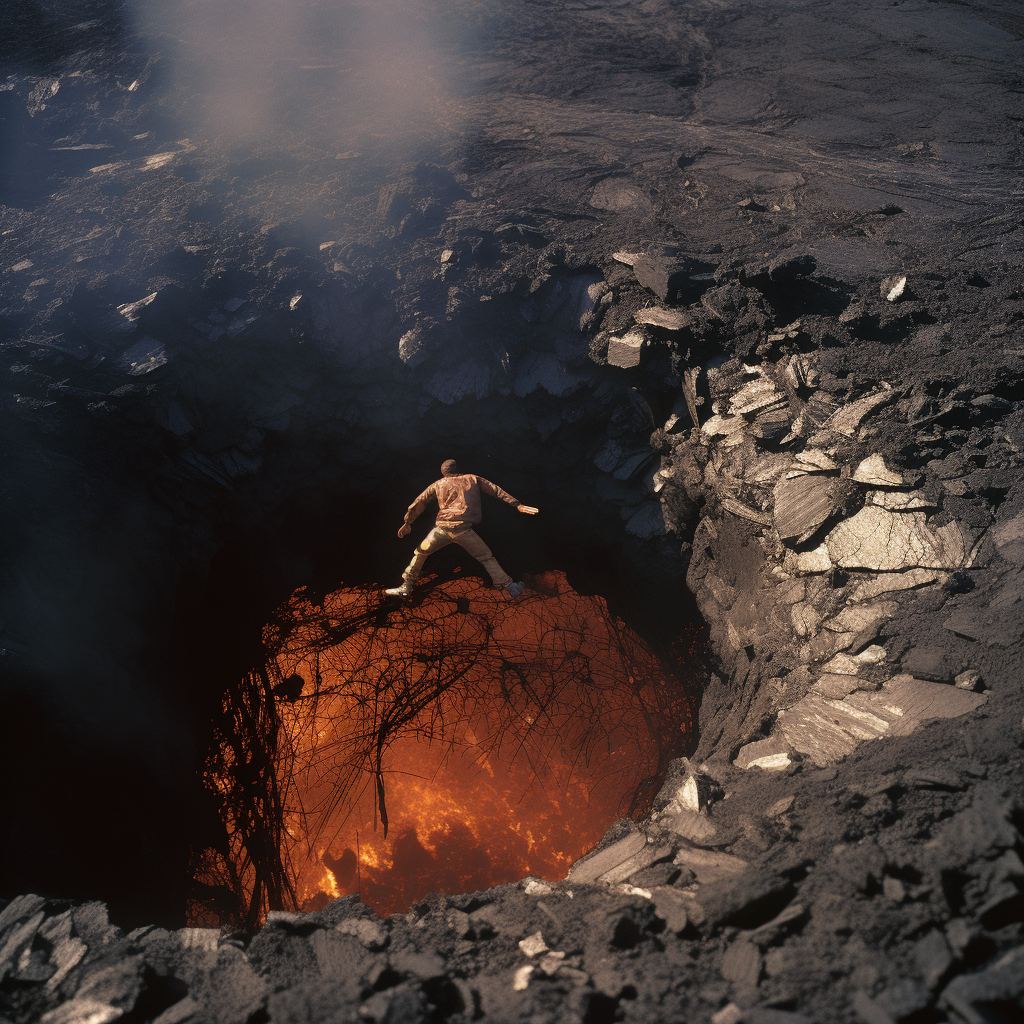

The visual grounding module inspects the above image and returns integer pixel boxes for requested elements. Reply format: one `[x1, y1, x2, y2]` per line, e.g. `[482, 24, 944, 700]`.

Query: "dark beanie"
[441, 459, 458, 476]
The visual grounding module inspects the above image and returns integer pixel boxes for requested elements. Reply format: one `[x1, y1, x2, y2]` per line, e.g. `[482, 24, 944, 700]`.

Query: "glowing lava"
[264, 570, 698, 917]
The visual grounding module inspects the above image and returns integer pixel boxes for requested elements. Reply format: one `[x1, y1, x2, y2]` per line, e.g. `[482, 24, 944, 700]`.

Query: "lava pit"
[191, 570, 701, 924]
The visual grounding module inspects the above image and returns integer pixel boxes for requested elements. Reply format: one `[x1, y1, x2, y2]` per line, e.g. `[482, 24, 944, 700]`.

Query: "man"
[385, 459, 538, 599]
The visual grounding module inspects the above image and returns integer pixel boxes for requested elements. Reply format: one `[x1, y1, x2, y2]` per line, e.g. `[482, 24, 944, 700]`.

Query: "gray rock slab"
[649, 888, 689, 933]
[673, 845, 749, 885]
[940, 946, 1024, 1024]
[659, 808, 721, 845]
[849, 674, 987, 736]
[606, 330, 645, 368]
[734, 735, 792, 771]
[599, 843, 675, 885]
[632, 256, 690, 301]
[634, 306, 693, 330]
[722, 938, 763, 1003]
[567, 831, 647, 883]
[0, 894, 46, 938]
[40, 999, 122, 1024]
[826, 506, 970, 571]
[774, 474, 839, 542]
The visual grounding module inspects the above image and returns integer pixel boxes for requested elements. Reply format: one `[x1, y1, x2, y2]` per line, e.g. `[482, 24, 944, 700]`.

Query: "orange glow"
[267, 570, 699, 918]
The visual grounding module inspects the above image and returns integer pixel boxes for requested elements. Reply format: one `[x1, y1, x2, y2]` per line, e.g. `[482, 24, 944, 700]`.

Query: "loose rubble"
[2, 0, 1023, 1022]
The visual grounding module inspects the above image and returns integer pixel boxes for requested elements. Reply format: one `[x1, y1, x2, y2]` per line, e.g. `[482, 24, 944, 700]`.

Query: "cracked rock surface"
[2, 0, 1024, 1021]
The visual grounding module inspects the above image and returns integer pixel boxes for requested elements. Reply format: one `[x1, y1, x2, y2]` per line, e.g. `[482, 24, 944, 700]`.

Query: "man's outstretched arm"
[398, 483, 436, 537]
[479, 478, 538, 515]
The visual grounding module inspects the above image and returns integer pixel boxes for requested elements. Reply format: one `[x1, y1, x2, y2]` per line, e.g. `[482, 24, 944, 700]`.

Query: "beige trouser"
[403, 526, 514, 588]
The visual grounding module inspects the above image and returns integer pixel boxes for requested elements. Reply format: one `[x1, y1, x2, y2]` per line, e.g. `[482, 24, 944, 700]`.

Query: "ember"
[191, 571, 700, 923]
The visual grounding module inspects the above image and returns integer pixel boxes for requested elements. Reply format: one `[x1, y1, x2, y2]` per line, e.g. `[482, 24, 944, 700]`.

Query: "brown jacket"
[405, 474, 519, 532]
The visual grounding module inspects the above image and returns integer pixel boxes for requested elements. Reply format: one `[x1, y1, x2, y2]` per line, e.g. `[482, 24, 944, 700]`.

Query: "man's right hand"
[398, 524, 411, 538]
[517, 505, 539, 515]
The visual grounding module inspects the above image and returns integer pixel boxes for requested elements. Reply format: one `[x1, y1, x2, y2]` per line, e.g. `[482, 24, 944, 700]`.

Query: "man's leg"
[403, 527, 454, 582]
[453, 529, 515, 588]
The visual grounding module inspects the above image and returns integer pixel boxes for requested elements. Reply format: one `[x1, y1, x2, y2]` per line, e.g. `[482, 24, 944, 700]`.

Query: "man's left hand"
[398, 524, 411, 538]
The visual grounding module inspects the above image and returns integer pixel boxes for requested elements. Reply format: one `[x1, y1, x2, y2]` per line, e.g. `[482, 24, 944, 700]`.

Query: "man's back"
[431, 473, 512, 529]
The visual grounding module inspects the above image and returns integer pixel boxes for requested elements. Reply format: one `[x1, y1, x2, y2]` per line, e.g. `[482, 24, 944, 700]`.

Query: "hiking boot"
[385, 582, 414, 598]
[505, 581, 525, 599]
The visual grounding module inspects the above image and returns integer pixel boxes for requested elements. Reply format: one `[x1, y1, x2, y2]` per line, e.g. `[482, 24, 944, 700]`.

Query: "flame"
[263, 570, 698, 918]
[189, 570, 700, 924]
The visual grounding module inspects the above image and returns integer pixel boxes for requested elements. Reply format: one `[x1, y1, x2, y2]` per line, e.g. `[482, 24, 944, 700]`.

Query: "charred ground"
[1, 0, 1023, 1022]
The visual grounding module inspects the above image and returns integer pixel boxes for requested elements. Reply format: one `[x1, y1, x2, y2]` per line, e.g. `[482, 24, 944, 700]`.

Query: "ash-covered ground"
[2, 0, 1023, 1022]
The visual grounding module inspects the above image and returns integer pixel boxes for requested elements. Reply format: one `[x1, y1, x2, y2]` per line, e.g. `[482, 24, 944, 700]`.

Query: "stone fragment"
[766, 796, 795, 819]
[848, 569, 940, 603]
[749, 904, 807, 946]
[991, 513, 1024, 564]
[883, 876, 906, 902]
[777, 693, 890, 765]
[811, 673, 873, 700]
[659, 763, 717, 815]
[512, 964, 534, 991]
[398, 324, 432, 367]
[794, 544, 832, 572]
[120, 337, 167, 376]
[117, 292, 158, 320]
[955, 669, 982, 691]
[794, 449, 836, 471]
[632, 256, 690, 301]
[906, 768, 964, 791]
[514, 351, 586, 397]
[336, 917, 387, 950]
[774, 474, 841, 542]
[790, 601, 822, 637]
[712, 1004, 744, 1024]
[817, 387, 896, 438]
[606, 330, 645, 368]
[940, 947, 1024, 1024]
[649, 888, 689, 933]
[567, 832, 647, 883]
[47, 937, 87, 990]
[866, 490, 932, 511]
[659, 808, 720, 845]
[601, 844, 675, 885]
[518, 929, 548, 958]
[722, 938, 762, 1002]
[523, 879, 553, 896]
[0, 895, 46, 939]
[820, 645, 886, 676]
[721, 497, 772, 527]
[672, 846, 748, 885]
[855, 674, 987, 737]
[40, 999, 122, 1024]
[0, 911, 45, 982]
[882, 275, 907, 301]
[852, 454, 902, 486]
[634, 307, 693, 331]
[151, 996, 198, 1024]
[734, 735, 792, 771]
[826, 506, 969, 571]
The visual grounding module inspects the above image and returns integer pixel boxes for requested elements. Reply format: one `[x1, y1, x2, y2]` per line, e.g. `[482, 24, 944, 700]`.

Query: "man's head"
[441, 459, 458, 477]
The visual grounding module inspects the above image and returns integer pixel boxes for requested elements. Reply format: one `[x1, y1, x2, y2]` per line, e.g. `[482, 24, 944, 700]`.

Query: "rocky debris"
[2, 1, 1024, 1023]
